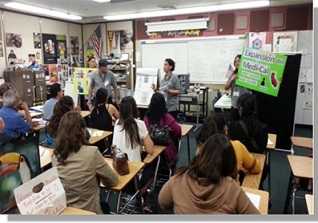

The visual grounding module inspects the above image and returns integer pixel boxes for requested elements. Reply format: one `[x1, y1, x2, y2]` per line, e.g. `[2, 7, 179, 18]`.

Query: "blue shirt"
[43, 98, 58, 120]
[0, 106, 31, 139]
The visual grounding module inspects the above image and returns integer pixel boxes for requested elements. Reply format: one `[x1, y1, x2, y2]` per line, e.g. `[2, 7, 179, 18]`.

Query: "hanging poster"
[70, 36, 79, 55]
[236, 48, 288, 97]
[56, 35, 67, 59]
[72, 68, 96, 95]
[6, 33, 22, 48]
[273, 31, 298, 53]
[42, 34, 58, 64]
[33, 33, 42, 49]
[248, 32, 267, 50]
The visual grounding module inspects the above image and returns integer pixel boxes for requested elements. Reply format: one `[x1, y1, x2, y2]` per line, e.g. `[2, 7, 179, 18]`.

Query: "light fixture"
[93, 0, 111, 3]
[104, 0, 270, 21]
[5, 2, 82, 21]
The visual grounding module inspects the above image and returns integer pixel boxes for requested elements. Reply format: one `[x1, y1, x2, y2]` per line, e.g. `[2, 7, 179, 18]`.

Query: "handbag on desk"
[111, 146, 129, 176]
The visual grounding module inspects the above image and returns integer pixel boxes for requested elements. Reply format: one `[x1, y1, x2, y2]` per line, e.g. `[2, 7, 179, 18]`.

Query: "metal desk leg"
[187, 134, 191, 165]
[152, 156, 161, 191]
[116, 191, 122, 214]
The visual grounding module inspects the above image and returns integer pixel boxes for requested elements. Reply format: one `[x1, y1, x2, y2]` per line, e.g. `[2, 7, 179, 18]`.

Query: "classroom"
[0, 0, 314, 218]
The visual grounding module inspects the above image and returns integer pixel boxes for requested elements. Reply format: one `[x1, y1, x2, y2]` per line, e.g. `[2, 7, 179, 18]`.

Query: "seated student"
[211, 113, 261, 175]
[43, 83, 63, 121]
[113, 96, 154, 161]
[46, 96, 75, 146]
[0, 90, 32, 143]
[87, 88, 119, 131]
[158, 134, 260, 214]
[231, 93, 268, 154]
[52, 111, 118, 214]
[197, 115, 260, 175]
[0, 83, 15, 108]
[144, 92, 181, 168]
[112, 96, 155, 212]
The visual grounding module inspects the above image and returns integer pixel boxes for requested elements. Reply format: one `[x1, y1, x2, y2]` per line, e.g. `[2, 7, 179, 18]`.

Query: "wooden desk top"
[242, 187, 269, 215]
[103, 158, 145, 191]
[87, 128, 112, 145]
[305, 194, 314, 215]
[241, 153, 266, 189]
[30, 111, 43, 118]
[267, 134, 277, 149]
[287, 155, 313, 179]
[143, 145, 165, 164]
[80, 111, 91, 118]
[291, 136, 313, 149]
[181, 124, 193, 136]
[39, 146, 54, 168]
[62, 207, 96, 215]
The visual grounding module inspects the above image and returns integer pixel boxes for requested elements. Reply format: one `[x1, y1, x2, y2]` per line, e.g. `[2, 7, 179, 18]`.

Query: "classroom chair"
[0, 152, 32, 214]
[1, 132, 41, 178]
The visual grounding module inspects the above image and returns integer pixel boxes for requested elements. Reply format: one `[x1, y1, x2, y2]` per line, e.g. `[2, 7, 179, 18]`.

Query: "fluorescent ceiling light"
[104, 0, 270, 21]
[5, 2, 82, 21]
[93, 0, 111, 3]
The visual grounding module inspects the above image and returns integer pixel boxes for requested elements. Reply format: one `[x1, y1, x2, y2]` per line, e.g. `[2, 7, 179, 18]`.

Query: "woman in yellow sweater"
[197, 114, 260, 176]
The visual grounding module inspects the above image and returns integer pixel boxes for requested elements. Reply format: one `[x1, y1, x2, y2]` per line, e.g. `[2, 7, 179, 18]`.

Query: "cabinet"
[4, 68, 47, 106]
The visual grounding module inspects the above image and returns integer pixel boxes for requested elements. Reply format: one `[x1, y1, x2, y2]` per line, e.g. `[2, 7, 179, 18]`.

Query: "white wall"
[0, 11, 83, 77]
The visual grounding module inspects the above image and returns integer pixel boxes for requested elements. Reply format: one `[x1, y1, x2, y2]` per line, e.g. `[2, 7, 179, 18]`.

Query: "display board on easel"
[134, 68, 159, 107]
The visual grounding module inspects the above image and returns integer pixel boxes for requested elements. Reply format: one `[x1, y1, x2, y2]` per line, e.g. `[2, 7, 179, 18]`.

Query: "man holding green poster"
[235, 48, 288, 97]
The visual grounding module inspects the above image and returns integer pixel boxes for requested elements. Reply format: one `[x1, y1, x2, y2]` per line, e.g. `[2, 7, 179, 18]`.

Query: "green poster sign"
[236, 48, 288, 97]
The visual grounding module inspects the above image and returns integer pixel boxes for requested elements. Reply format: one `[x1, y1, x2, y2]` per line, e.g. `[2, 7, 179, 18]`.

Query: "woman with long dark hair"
[159, 134, 260, 214]
[52, 111, 118, 214]
[113, 96, 154, 161]
[86, 88, 119, 131]
[230, 93, 268, 154]
[144, 92, 181, 167]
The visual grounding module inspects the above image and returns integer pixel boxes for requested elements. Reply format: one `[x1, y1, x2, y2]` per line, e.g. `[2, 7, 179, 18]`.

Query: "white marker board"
[140, 36, 246, 84]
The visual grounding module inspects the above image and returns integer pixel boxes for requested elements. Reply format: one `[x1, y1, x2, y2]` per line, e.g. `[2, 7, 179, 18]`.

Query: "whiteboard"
[140, 36, 246, 84]
[188, 38, 246, 83]
[141, 42, 188, 78]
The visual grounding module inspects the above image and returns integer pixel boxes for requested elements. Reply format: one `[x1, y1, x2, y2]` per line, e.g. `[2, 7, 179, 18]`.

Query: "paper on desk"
[245, 192, 261, 209]
[14, 167, 66, 215]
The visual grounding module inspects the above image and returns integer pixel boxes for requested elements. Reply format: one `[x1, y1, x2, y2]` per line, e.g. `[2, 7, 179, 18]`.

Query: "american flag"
[89, 25, 102, 58]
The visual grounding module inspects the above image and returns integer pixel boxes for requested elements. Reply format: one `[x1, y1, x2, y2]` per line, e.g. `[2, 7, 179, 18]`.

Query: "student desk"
[241, 153, 266, 190]
[305, 194, 314, 215]
[87, 128, 112, 145]
[30, 111, 43, 118]
[39, 129, 113, 168]
[80, 111, 91, 118]
[214, 94, 232, 110]
[39, 146, 54, 168]
[103, 158, 145, 213]
[180, 124, 194, 165]
[291, 136, 313, 150]
[286, 155, 313, 214]
[62, 207, 96, 215]
[242, 187, 269, 215]
[267, 134, 277, 149]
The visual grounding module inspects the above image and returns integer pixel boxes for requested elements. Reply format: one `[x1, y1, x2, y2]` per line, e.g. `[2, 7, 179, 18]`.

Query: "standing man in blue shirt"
[0, 89, 32, 143]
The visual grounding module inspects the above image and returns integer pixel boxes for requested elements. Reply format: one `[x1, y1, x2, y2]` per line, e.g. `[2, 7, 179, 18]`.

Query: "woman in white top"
[113, 96, 154, 161]
[112, 96, 155, 212]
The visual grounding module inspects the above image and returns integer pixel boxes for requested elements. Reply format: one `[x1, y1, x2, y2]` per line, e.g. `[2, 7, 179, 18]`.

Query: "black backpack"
[149, 124, 171, 146]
